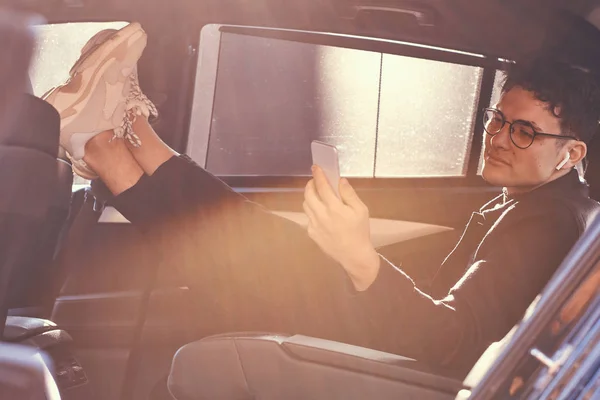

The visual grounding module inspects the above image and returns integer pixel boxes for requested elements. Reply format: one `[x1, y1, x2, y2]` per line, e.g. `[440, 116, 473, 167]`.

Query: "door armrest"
[4, 316, 72, 347]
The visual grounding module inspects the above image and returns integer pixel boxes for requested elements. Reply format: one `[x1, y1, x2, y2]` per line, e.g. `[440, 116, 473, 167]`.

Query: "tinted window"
[376, 55, 482, 177]
[191, 28, 488, 178]
[206, 33, 381, 177]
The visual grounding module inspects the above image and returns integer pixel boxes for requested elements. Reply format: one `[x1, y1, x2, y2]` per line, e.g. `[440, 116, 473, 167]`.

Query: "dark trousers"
[111, 155, 380, 349]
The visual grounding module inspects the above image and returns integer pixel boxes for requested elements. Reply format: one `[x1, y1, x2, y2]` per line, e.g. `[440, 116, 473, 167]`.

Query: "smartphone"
[311, 140, 341, 198]
[0, 10, 38, 137]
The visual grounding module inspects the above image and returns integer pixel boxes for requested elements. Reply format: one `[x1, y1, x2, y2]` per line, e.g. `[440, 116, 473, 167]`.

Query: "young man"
[43, 23, 600, 375]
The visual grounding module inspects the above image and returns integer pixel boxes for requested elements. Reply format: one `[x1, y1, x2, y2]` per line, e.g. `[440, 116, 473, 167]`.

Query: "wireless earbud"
[556, 152, 571, 170]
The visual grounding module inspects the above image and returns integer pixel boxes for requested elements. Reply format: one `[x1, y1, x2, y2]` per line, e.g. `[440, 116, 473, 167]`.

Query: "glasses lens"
[510, 122, 535, 148]
[483, 109, 503, 134]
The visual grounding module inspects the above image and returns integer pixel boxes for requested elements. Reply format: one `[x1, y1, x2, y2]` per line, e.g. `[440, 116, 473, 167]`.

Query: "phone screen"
[311, 140, 341, 198]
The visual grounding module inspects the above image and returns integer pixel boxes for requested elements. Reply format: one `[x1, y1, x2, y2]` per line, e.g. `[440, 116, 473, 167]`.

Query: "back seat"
[168, 333, 464, 400]
[166, 213, 600, 400]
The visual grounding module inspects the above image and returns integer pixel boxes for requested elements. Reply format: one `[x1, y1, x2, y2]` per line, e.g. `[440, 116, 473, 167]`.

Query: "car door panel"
[54, 286, 194, 400]
[52, 291, 142, 348]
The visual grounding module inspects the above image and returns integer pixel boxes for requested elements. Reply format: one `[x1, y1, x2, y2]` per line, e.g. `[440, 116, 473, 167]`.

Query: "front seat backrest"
[0, 145, 58, 335]
[7, 158, 73, 316]
[0, 93, 61, 329]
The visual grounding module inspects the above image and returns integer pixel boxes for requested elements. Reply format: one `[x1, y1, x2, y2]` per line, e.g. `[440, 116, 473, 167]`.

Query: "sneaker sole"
[71, 157, 98, 180]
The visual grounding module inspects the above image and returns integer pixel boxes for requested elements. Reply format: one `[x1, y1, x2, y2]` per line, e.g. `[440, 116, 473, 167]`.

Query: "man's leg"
[84, 122, 372, 348]
[125, 117, 177, 176]
[83, 130, 145, 196]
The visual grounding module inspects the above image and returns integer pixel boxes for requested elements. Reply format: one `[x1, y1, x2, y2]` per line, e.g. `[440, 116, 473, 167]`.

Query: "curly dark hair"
[501, 56, 600, 145]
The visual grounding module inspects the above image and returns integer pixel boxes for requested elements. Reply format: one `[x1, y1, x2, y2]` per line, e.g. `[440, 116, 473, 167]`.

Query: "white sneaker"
[115, 65, 158, 148]
[43, 22, 157, 179]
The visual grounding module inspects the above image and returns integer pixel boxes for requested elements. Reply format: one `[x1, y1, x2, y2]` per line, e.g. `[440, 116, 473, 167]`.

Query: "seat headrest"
[1, 94, 59, 158]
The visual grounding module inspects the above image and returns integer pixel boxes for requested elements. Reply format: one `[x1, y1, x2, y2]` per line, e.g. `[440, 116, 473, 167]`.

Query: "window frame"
[186, 25, 505, 189]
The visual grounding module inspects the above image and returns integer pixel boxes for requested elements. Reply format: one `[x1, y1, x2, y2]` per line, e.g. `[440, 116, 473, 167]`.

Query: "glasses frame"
[482, 107, 579, 149]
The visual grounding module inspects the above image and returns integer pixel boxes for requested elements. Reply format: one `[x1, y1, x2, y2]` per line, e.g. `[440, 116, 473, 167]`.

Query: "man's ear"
[567, 141, 587, 167]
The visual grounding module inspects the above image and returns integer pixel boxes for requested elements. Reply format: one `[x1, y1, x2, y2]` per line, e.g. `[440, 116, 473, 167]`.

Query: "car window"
[205, 33, 381, 177]
[376, 54, 482, 177]
[30, 21, 128, 187]
[189, 26, 489, 178]
[30, 22, 128, 96]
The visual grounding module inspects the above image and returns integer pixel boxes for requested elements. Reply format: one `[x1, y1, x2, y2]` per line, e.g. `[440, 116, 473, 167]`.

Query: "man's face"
[481, 86, 566, 191]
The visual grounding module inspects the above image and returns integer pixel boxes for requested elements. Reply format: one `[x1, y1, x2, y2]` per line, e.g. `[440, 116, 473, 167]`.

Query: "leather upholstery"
[168, 333, 464, 400]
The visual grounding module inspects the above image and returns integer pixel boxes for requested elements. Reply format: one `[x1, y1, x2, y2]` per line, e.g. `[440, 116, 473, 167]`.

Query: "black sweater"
[355, 170, 599, 372]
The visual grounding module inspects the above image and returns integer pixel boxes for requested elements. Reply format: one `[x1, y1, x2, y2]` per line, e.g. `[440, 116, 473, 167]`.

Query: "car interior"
[0, 0, 599, 399]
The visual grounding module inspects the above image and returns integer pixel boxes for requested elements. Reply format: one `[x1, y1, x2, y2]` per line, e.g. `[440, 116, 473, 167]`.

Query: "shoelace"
[112, 71, 159, 147]
[66, 71, 159, 180]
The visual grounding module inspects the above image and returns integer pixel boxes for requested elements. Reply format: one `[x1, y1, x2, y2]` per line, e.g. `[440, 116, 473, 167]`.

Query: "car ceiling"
[3, 0, 600, 66]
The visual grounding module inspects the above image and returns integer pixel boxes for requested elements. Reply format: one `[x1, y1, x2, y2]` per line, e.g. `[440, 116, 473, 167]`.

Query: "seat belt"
[118, 214, 166, 400]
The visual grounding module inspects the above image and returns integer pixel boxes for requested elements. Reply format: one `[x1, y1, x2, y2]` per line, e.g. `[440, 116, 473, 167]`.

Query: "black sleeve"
[352, 206, 579, 370]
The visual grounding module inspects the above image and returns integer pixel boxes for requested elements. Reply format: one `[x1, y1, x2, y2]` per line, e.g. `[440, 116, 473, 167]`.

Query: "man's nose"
[490, 123, 512, 149]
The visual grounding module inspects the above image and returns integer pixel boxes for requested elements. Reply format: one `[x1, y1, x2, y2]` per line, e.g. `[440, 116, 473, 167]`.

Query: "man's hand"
[303, 165, 381, 291]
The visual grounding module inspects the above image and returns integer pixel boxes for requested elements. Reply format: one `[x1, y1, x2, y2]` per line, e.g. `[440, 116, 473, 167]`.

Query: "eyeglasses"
[482, 108, 579, 149]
